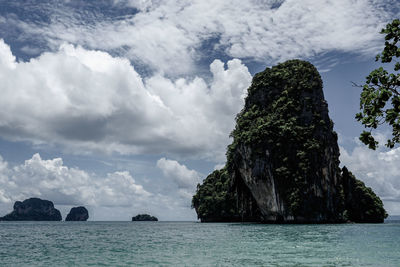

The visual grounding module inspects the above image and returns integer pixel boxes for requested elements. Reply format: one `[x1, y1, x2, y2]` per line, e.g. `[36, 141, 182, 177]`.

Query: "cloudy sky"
[0, 0, 399, 220]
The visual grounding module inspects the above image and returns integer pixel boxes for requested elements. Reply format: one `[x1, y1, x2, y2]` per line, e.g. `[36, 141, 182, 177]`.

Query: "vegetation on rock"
[192, 168, 237, 221]
[342, 167, 388, 223]
[192, 168, 262, 222]
[227, 60, 339, 217]
[132, 214, 158, 221]
[193, 59, 387, 223]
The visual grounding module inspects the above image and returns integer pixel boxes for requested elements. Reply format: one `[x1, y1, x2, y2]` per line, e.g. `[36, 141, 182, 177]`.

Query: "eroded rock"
[193, 60, 387, 223]
[66, 206, 89, 221]
[0, 198, 62, 221]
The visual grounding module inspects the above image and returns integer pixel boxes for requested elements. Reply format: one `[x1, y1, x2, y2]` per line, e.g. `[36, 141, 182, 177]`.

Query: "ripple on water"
[0, 221, 399, 266]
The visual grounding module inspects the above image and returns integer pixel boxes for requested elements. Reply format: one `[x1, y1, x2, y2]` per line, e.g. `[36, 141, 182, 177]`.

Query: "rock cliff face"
[192, 60, 387, 223]
[0, 198, 62, 221]
[66, 206, 89, 221]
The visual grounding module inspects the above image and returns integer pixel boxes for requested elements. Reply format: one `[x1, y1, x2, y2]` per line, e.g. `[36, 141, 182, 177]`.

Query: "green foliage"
[131, 214, 158, 221]
[227, 60, 335, 216]
[193, 59, 386, 223]
[342, 167, 388, 222]
[356, 19, 400, 149]
[191, 168, 237, 220]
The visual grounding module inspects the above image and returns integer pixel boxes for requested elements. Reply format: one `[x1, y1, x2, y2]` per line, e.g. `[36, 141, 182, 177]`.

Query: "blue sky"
[0, 0, 399, 220]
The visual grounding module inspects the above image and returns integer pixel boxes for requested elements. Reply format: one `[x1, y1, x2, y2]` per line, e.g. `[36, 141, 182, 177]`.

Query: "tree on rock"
[131, 214, 158, 221]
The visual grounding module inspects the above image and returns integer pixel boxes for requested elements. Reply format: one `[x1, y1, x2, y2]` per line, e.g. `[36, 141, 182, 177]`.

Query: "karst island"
[192, 60, 387, 224]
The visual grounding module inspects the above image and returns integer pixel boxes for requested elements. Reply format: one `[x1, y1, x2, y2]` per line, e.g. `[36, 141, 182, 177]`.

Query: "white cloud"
[0, 40, 16, 69]
[157, 158, 201, 198]
[8, 0, 394, 74]
[214, 163, 225, 170]
[0, 153, 150, 208]
[340, 140, 400, 215]
[0, 40, 251, 161]
[0, 153, 199, 220]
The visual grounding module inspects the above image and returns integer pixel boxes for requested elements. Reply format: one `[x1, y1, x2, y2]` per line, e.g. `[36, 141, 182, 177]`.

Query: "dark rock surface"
[342, 167, 387, 223]
[193, 60, 387, 223]
[0, 198, 62, 221]
[132, 214, 158, 221]
[65, 206, 89, 221]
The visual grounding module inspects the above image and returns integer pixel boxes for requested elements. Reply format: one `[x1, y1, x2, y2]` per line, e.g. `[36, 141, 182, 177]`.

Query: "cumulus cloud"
[0, 40, 251, 160]
[3, 0, 394, 74]
[0, 153, 150, 208]
[340, 139, 400, 215]
[157, 158, 202, 198]
[0, 153, 199, 220]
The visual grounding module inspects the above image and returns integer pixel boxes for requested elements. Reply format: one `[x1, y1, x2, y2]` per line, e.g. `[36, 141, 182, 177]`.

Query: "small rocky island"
[0, 198, 62, 221]
[192, 60, 387, 223]
[132, 214, 158, 221]
[66, 206, 89, 221]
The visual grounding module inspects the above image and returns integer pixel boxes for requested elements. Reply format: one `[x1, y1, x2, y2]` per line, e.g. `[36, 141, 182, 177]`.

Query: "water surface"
[0, 221, 399, 266]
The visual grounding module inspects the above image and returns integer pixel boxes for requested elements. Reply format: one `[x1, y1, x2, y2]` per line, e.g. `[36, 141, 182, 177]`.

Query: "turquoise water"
[0, 221, 399, 266]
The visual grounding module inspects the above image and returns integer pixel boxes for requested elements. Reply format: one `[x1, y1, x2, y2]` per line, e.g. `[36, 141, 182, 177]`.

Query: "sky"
[0, 0, 399, 221]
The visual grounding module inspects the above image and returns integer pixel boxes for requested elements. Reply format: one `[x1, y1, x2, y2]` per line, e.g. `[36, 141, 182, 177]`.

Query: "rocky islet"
[66, 206, 89, 221]
[0, 198, 62, 221]
[192, 60, 387, 223]
[132, 214, 158, 221]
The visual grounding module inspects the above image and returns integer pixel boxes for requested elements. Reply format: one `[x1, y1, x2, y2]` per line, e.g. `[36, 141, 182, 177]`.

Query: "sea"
[0, 221, 399, 266]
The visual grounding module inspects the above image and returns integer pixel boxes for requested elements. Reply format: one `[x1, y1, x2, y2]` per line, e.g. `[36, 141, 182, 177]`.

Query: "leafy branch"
[357, 19, 400, 149]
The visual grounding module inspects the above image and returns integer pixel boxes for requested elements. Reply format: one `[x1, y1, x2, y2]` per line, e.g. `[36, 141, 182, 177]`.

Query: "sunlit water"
[0, 221, 399, 266]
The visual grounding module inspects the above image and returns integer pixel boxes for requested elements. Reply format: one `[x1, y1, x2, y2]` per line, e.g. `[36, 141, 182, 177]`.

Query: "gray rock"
[0, 198, 62, 221]
[229, 60, 342, 222]
[193, 60, 387, 223]
[66, 206, 89, 221]
[132, 214, 158, 221]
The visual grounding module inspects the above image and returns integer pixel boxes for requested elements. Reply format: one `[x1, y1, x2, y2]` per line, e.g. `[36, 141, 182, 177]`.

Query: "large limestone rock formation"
[66, 206, 89, 221]
[0, 198, 62, 221]
[192, 60, 387, 223]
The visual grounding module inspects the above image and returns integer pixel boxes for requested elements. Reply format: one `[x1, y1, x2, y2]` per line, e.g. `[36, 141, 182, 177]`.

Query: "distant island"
[132, 214, 158, 221]
[66, 206, 89, 221]
[192, 60, 387, 224]
[0, 198, 62, 221]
